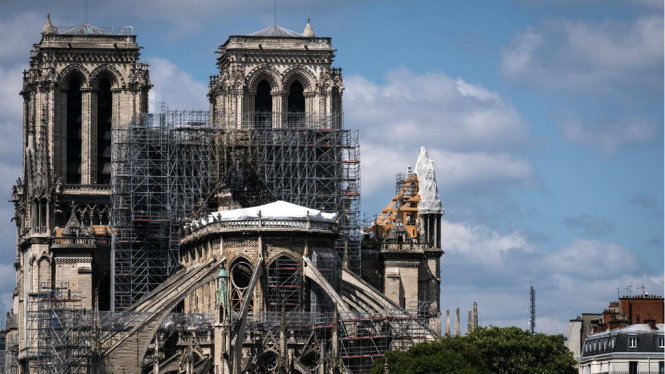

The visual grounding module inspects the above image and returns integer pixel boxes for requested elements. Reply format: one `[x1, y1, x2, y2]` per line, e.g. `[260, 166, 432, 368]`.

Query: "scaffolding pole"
[25, 282, 94, 374]
[111, 111, 360, 310]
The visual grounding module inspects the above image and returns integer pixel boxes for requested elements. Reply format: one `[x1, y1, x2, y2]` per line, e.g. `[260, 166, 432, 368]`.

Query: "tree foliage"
[370, 326, 576, 374]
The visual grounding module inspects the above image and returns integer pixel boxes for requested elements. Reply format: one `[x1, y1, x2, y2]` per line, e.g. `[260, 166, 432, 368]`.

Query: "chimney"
[645, 318, 657, 330]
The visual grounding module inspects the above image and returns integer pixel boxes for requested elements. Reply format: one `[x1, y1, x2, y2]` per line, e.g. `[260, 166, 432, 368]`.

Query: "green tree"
[370, 326, 576, 374]
[369, 337, 489, 374]
[466, 326, 576, 374]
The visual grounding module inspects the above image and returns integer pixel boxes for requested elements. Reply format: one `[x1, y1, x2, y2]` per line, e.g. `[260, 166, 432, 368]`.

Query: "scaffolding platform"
[111, 110, 360, 310]
[25, 282, 93, 374]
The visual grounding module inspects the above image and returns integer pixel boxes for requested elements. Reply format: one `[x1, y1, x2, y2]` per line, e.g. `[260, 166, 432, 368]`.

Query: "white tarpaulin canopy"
[195, 200, 337, 227]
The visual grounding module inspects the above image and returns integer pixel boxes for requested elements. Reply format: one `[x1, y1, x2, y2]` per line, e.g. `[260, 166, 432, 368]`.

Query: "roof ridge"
[248, 25, 305, 38]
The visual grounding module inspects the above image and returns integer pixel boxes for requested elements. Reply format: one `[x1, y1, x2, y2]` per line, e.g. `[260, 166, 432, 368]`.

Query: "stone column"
[454, 307, 460, 337]
[272, 90, 285, 128]
[467, 310, 472, 333]
[246, 90, 256, 129]
[473, 302, 478, 329]
[80, 87, 93, 184]
[232, 89, 243, 128]
[445, 309, 450, 336]
[304, 91, 315, 121]
[90, 88, 99, 183]
[45, 82, 55, 174]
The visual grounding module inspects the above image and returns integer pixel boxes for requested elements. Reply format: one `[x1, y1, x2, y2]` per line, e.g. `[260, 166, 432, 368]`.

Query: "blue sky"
[0, 0, 662, 334]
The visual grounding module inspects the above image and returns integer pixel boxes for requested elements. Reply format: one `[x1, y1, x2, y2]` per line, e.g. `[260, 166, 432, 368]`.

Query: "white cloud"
[347, 69, 529, 152]
[442, 220, 663, 334]
[361, 145, 533, 198]
[0, 263, 15, 317]
[146, 57, 208, 112]
[0, 13, 43, 64]
[0, 1, 366, 38]
[443, 220, 533, 264]
[432, 149, 533, 190]
[548, 239, 639, 279]
[0, 65, 27, 170]
[501, 16, 663, 94]
[349, 68, 533, 199]
[558, 115, 659, 154]
[0, 65, 24, 124]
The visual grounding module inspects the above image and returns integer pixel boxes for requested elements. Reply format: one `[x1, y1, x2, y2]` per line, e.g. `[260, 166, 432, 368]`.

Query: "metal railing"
[134, 111, 343, 130]
[184, 218, 338, 235]
[52, 237, 109, 246]
[54, 24, 134, 35]
[380, 242, 432, 252]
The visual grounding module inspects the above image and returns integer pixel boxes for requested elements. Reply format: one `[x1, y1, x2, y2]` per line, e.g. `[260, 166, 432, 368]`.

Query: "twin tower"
[14, 18, 344, 313]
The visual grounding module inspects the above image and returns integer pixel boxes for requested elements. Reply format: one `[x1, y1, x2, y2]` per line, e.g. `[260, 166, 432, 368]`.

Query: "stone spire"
[303, 18, 315, 37]
[42, 14, 56, 35]
[473, 302, 479, 329]
[454, 307, 460, 337]
[445, 309, 451, 336]
[467, 310, 472, 333]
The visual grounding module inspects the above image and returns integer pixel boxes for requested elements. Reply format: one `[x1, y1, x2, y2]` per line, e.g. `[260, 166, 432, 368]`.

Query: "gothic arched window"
[254, 80, 272, 128]
[287, 81, 305, 127]
[230, 259, 254, 312]
[66, 76, 83, 184]
[96, 77, 113, 184]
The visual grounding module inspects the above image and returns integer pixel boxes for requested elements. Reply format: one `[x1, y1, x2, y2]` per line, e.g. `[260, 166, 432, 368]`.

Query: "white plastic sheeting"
[587, 323, 664, 339]
[414, 146, 444, 215]
[190, 200, 337, 229]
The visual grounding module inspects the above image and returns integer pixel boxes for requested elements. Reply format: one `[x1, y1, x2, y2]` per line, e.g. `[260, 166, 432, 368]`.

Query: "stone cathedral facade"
[9, 15, 151, 365]
[4, 16, 444, 374]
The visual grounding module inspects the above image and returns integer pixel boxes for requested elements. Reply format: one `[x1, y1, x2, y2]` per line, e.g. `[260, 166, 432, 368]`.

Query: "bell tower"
[209, 19, 343, 128]
[11, 14, 150, 359]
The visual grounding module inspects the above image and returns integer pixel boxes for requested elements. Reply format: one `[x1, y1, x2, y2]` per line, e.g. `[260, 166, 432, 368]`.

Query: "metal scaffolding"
[111, 110, 360, 310]
[112, 112, 215, 309]
[338, 312, 432, 374]
[25, 282, 94, 374]
[212, 124, 361, 272]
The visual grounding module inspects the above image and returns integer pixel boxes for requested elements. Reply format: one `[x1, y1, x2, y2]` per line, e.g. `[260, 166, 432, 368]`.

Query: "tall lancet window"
[255, 80, 272, 128]
[66, 77, 83, 184]
[287, 81, 305, 127]
[97, 78, 113, 184]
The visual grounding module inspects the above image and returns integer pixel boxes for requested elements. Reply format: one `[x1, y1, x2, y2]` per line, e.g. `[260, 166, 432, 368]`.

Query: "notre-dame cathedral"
[3, 15, 444, 374]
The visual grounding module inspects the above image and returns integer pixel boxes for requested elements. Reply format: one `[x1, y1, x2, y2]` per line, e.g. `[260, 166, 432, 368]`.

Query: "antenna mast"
[529, 283, 536, 334]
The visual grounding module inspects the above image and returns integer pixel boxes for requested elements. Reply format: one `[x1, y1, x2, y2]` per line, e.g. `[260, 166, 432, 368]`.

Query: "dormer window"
[628, 335, 638, 349]
[658, 336, 664, 348]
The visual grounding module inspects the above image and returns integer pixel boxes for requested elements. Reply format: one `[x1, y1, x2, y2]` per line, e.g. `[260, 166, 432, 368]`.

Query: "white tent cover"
[192, 200, 337, 229]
